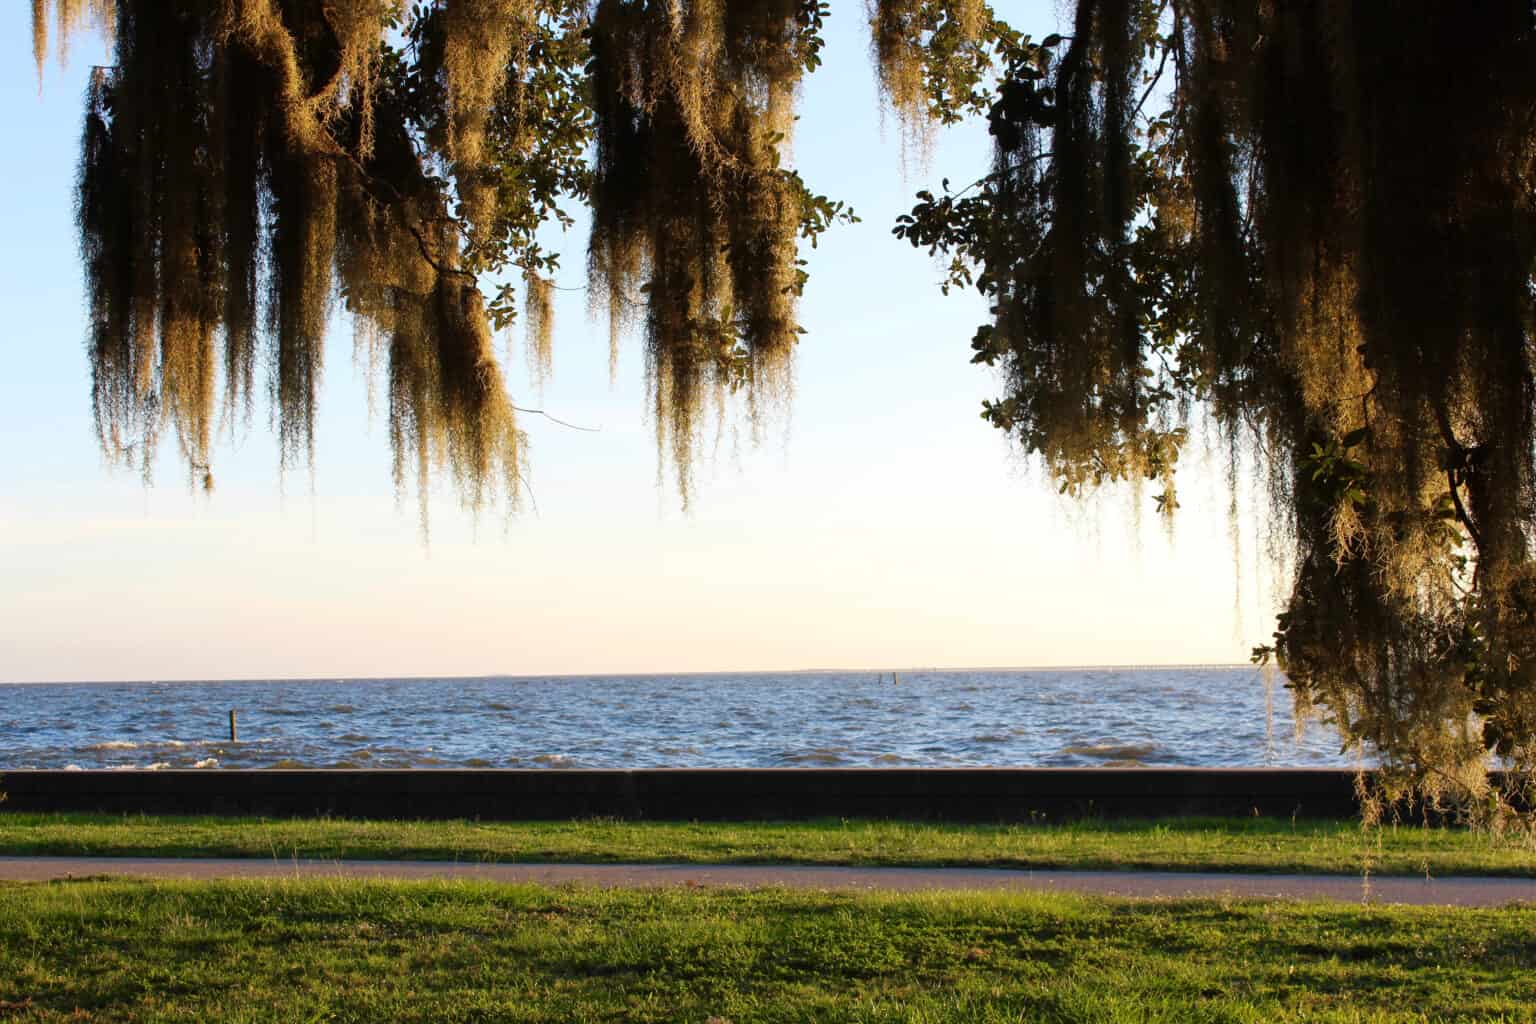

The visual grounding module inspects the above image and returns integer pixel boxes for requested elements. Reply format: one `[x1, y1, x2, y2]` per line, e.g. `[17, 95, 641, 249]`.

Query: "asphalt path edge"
[2, 857, 1534, 907]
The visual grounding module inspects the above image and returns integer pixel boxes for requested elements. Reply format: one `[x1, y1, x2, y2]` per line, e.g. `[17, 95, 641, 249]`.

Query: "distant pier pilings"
[0, 767, 1396, 821]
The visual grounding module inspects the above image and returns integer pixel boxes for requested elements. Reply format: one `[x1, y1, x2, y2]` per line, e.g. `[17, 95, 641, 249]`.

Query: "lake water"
[0, 667, 1355, 770]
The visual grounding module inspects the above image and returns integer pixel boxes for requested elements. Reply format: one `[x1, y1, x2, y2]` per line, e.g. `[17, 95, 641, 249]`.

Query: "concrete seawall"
[0, 768, 1378, 821]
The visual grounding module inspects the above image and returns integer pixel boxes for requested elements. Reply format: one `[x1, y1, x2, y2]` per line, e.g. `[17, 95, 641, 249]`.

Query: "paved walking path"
[2, 857, 1534, 906]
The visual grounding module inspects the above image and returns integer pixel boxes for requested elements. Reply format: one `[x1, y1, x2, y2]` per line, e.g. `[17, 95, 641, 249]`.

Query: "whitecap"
[86, 740, 138, 751]
[192, 757, 219, 769]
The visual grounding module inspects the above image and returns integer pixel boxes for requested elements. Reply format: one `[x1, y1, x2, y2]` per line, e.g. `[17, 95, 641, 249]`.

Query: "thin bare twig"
[511, 406, 600, 432]
[949, 150, 1055, 200]
[406, 223, 476, 281]
[1131, 16, 1173, 124]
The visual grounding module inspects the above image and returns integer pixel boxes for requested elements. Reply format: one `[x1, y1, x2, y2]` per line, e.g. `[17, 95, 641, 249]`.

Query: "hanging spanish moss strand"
[870, 0, 928, 142]
[265, 148, 336, 469]
[868, 0, 991, 161]
[436, 0, 536, 241]
[523, 267, 554, 391]
[333, 52, 526, 517]
[76, 1, 224, 483]
[79, 65, 152, 473]
[588, 0, 812, 499]
[975, 0, 1179, 506]
[320, 14, 526, 516]
[210, 38, 267, 427]
[33, 0, 48, 88]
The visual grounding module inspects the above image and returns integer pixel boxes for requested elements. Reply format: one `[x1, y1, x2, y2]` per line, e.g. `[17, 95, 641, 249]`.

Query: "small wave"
[464, 757, 494, 767]
[144, 762, 171, 771]
[972, 734, 1009, 743]
[486, 702, 516, 712]
[1059, 743, 1161, 760]
[776, 748, 849, 766]
[330, 704, 356, 714]
[86, 740, 138, 751]
[192, 757, 219, 769]
[64, 764, 83, 771]
[532, 754, 577, 768]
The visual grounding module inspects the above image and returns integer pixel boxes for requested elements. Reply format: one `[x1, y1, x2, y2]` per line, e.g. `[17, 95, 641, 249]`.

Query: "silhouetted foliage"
[897, 0, 1536, 823]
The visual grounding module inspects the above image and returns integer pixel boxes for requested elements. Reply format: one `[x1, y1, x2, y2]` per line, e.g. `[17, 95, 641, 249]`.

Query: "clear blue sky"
[0, 2, 1279, 682]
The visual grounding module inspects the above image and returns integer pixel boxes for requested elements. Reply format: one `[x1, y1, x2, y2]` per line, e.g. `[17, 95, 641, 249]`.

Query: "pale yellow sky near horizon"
[0, 2, 1287, 683]
[2, 458, 1283, 681]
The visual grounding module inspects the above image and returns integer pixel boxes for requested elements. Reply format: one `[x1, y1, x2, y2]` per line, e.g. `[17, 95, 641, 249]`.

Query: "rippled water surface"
[0, 668, 1353, 770]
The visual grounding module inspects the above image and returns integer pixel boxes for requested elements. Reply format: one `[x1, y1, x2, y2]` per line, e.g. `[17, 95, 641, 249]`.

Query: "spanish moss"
[33, 0, 114, 86]
[436, 0, 535, 239]
[868, 0, 989, 156]
[523, 267, 553, 390]
[42, 0, 845, 515]
[55, 0, 531, 514]
[902, 0, 1536, 816]
[587, 0, 814, 498]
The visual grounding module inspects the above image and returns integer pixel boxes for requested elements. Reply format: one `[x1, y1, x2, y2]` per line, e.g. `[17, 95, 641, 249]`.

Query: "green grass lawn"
[0, 877, 1532, 1022]
[1, 813, 1534, 876]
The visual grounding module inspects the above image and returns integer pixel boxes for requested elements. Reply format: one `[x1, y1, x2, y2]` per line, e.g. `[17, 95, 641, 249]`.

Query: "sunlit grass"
[0, 877, 1532, 1021]
[1, 813, 1533, 876]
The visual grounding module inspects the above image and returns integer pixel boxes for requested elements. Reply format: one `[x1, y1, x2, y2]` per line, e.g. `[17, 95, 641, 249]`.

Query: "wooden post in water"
[229, 710, 238, 743]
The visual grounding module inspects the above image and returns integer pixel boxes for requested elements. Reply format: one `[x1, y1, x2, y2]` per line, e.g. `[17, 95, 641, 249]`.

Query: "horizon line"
[1, 662, 1262, 686]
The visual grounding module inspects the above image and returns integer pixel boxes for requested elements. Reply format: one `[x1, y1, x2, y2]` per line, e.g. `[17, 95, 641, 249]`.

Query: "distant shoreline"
[1, 664, 1259, 686]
